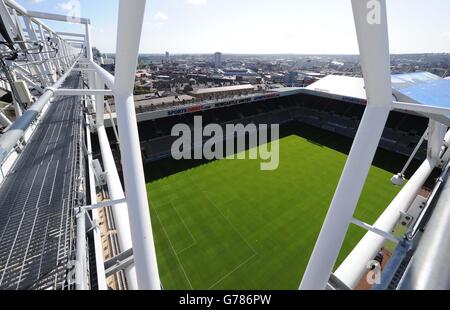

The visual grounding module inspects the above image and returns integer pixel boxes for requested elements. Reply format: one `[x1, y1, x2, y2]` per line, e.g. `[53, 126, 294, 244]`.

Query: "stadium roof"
[268, 87, 304, 96]
[306, 72, 450, 108]
[391, 72, 450, 108]
[189, 84, 255, 95]
[305, 75, 367, 101]
[305, 72, 450, 125]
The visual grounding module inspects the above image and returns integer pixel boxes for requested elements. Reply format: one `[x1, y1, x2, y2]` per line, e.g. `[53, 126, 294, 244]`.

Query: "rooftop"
[306, 75, 367, 100]
[392, 72, 450, 108]
[108, 93, 195, 112]
[306, 72, 450, 110]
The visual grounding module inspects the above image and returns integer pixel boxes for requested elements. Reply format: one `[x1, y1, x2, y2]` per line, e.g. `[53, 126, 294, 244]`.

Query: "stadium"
[96, 74, 433, 289]
[1, 0, 450, 292]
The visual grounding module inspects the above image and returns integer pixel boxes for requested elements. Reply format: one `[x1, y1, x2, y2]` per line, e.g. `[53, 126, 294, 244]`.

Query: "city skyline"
[18, 0, 450, 55]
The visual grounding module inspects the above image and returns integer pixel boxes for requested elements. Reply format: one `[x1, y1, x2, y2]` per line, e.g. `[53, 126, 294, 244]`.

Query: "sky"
[17, 0, 450, 55]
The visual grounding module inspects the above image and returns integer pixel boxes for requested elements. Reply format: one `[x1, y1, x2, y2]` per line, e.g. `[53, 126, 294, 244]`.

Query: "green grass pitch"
[146, 134, 402, 290]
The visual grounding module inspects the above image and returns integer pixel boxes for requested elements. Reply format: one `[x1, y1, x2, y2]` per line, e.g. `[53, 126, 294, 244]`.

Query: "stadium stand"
[104, 92, 429, 164]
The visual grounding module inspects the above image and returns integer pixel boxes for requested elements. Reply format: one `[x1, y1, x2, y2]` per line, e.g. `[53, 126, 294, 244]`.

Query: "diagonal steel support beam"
[81, 198, 127, 211]
[104, 249, 134, 278]
[57, 31, 85, 38]
[27, 10, 90, 24]
[300, 0, 393, 290]
[51, 89, 113, 96]
[351, 218, 401, 244]
[113, 0, 161, 290]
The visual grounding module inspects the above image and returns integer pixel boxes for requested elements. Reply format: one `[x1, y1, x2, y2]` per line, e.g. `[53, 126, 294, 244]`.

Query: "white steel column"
[75, 207, 87, 290]
[84, 23, 93, 61]
[11, 10, 47, 87]
[0, 112, 12, 127]
[84, 23, 96, 107]
[38, 24, 57, 82]
[83, 24, 110, 289]
[65, 41, 74, 64]
[428, 120, 447, 160]
[113, 0, 161, 290]
[84, 22, 138, 289]
[51, 32, 65, 75]
[300, 0, 392, 290]
[58, 37, 70, 70]
[95, 74, 106, 125]
[96, 127, 138, 289]
[85, 119, 108, 290]
[23, 17, 51, 86]
[13, 101, 23, 118]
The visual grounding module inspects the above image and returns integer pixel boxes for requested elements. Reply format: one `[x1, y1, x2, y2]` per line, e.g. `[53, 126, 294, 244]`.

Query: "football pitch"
[146, 131, 402, 290]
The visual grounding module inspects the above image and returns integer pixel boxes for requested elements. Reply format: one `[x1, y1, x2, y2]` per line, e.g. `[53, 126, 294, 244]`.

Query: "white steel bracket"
[351, 218, 401, 244]
[104, 248, 134, 278]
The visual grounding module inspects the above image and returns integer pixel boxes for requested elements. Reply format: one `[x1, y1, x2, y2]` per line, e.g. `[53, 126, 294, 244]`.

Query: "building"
[285, 71, 299, 85]
[165, 51, 170, 63]
[222, 67, 257, 77]
[107, 93, 195, 114]
[135, 69, 151, 79]
[214, 52, 222, 68]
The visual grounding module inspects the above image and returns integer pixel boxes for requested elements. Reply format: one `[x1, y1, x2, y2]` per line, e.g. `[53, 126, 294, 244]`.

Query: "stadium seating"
[110, 92, 430, 163]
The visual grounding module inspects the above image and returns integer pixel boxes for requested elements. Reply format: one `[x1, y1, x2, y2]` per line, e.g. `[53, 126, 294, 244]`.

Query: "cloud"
[154, 12, 169, 23]
[57, 0, 79, 12]
[29, 0, 45, 3]
[90, 25, 105, 34]
[443, 31, 450, 40]
[187, 0, 208, 5]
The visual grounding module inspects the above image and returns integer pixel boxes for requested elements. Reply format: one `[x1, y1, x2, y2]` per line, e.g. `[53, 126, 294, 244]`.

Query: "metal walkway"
[0, 73, 84, 290]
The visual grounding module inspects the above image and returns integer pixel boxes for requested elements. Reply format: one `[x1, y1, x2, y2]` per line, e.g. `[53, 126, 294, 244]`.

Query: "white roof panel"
[306, 75, 366, 100]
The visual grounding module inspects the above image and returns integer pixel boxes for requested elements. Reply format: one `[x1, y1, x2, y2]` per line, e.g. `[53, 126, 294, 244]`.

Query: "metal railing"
[1, 0, 162, 290]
